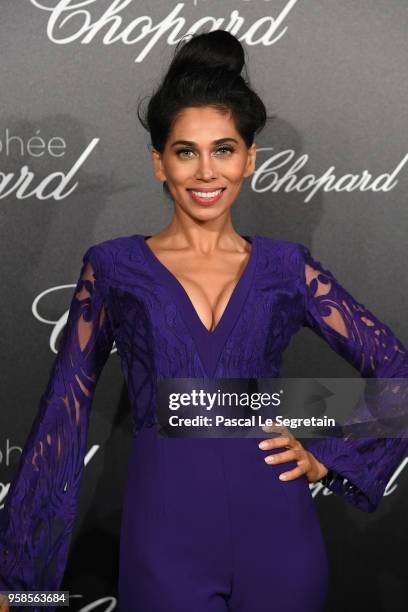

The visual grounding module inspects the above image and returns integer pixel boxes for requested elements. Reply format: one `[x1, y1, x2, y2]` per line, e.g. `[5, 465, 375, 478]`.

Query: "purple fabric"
[0, 234, 407, 607]
[118, 424, 328, 612]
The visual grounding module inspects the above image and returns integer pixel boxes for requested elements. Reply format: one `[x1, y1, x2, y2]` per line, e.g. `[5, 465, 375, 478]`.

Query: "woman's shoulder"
[83, 233, 145, 277]
[256, 235, 314, 280]
[87, 232, 140, 253]
[85, 233, 143, 259]
[256, 234, 309, 259]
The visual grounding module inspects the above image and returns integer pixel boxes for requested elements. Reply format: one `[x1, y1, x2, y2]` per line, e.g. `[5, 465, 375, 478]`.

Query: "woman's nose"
[195, 153, 217, 180]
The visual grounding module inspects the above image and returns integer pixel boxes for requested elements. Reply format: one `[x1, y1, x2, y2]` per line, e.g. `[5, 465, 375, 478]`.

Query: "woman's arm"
[297, 243, 408, 512]
[0, 245, 115, 597]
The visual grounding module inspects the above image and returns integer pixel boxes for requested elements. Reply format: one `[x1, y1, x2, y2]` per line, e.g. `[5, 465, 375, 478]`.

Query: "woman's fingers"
[261, 423, 293, 438]
[277, 464, 307, 481]
[0, 590, 10, 611]
[257, 430, 329, 483]
[263, 447, 300, 464]
[258, 431, 311, 481]
[263, 447, 308, 481]
[258, 435, 296, 451]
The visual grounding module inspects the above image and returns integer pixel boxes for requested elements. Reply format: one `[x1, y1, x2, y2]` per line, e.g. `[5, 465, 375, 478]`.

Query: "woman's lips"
[188, 188, 226, 206]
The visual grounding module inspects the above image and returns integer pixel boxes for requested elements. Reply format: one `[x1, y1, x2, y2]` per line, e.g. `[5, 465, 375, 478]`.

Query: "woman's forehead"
[169, 107, 239, 139]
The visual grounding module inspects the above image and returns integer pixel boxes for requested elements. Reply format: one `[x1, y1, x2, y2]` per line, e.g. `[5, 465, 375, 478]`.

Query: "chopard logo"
[253, 149, 408, 203]
[32, 283, 83, 353]
[0, 130, 99, 201]
[31, 284, 117, 354]
[0, 444, 100, 509]
[29, 0, 299, 63]
[310, 456, 408, 501]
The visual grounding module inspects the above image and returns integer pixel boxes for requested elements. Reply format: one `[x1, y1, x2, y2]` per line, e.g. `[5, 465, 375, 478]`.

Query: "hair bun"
[138, 29, 268, 163]
[166, 30, 245, 82]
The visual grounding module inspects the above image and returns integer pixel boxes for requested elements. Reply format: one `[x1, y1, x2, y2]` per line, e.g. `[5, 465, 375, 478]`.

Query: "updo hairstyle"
[137, 30, 270, 199]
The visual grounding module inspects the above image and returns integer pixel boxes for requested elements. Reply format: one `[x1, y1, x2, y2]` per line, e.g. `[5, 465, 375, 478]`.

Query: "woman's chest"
[107, 272, 304, 379]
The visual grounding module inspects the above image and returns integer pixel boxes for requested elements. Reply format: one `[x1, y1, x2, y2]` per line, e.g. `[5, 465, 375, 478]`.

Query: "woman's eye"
[176, 149, 195, 158]
[176, 147, 234, 159]
[215, 146, 234, 156]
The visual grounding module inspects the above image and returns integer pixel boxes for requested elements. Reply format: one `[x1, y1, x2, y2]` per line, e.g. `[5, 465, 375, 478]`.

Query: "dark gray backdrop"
[1, 1, 407, 610]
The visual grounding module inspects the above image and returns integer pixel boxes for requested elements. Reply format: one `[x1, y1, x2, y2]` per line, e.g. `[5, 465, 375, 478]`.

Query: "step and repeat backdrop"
[1, 1, 407, 610]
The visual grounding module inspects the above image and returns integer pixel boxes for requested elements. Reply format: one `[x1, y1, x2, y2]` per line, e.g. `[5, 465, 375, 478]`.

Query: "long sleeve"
[297, 243, 408, 512]
[0, 245, 115, 604]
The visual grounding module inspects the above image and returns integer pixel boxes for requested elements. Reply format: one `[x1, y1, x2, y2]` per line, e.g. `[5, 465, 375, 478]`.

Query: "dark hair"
[137, 30, 271, 199]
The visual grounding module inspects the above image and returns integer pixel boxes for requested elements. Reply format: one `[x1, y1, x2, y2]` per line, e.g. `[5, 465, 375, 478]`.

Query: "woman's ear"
[244, 143, 257, 178]
[151, 147, 166, 183]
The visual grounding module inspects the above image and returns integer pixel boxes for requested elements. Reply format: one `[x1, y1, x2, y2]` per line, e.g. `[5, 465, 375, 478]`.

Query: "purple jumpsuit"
[1, 234, 408, 612]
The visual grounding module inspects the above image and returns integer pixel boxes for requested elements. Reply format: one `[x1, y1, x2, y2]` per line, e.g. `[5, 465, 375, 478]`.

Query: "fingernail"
[279, 474, 287, 480]
[258, 441, 267, 449]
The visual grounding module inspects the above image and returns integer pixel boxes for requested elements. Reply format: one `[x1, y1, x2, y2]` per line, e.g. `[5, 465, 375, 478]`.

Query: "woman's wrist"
[306, 450, 329, 483]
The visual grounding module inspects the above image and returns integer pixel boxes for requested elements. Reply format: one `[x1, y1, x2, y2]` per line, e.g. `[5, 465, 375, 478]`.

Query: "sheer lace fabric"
[300, 244, 408, 511]
[0, 247, 114, 598]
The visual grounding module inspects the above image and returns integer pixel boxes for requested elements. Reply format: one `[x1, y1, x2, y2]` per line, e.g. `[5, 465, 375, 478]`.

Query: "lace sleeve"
[0, 245, 114, 606]
[297, 243, 408, 512]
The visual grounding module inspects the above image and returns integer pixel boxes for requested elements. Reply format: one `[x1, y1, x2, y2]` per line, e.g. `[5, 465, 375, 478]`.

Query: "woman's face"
[151, 106, 256, 220]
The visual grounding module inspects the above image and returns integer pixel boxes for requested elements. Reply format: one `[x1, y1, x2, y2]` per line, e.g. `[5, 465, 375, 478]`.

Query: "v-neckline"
[137, 233, 258, 378]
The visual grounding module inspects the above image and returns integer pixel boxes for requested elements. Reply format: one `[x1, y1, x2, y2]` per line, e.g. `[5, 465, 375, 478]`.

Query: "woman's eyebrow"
[170, 137, 239, 147]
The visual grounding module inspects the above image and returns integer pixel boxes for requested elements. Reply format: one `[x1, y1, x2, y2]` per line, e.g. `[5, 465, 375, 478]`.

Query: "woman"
[1, 30, 407, 612]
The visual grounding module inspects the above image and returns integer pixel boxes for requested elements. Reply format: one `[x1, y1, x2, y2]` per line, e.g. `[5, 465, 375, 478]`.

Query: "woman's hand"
[258, 425, 329, 483]
[0, 592, 9, 612]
